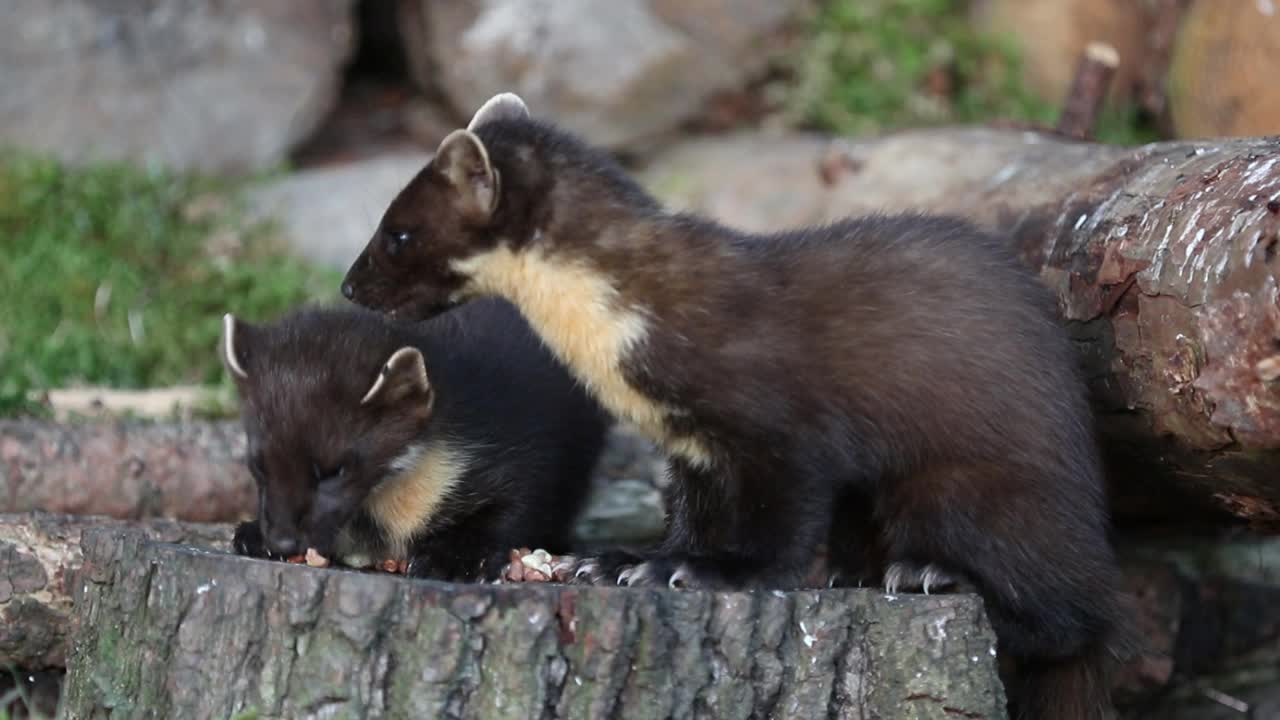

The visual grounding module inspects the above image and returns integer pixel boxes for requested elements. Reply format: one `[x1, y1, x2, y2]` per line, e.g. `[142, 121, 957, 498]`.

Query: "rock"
[640, 129, 836, 232]
[574, 479, 665, 545]
[248, 151, 431, 271]
[0, 0, 356, 175]
[401, 0, 809, 150]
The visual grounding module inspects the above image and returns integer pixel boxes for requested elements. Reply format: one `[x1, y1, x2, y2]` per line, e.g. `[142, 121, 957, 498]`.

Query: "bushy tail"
[1007, 606, 1140, 720]
[1006, 641, 1117, 720]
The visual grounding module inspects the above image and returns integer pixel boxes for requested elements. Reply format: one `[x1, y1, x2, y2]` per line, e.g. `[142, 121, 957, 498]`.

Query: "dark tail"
[1004, 598, 1141, 720]
[1006, 641, 1118, 720]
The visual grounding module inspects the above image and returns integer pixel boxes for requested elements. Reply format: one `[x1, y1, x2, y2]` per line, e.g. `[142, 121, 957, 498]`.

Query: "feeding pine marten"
[340, 93, 1131, 718]
[222, 298, 612, 582]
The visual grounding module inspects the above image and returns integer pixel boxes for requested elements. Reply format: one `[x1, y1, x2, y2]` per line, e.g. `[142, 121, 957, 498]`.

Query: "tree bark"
[60, 527, 1008, 720]
[0, 512, 232, 669]
[0, 419, 253, 522]
[642, 128, 1280, 531]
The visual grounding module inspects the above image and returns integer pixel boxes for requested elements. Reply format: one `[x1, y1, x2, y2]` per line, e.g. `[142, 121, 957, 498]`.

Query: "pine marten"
[222, 298, 611, 582]
[339, 93, 1131, 718]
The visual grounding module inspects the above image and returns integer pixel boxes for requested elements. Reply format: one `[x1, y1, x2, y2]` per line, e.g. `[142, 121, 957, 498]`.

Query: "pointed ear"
[361, 347, 431, 407]
[467, 92, 530, 131]
[434, 129, 499, 220]
[221, 313, 251, 380]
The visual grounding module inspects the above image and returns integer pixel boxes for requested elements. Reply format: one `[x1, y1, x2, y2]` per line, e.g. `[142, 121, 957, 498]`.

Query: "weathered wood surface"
[0, 419, 253, 522]
[644, 128, 1280, 530]
[0, 512, 232, 669]
[60, 527, 1008, 720]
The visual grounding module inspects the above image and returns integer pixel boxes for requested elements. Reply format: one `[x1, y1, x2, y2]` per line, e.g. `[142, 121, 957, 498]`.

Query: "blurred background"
[2, 2, 1280, 718]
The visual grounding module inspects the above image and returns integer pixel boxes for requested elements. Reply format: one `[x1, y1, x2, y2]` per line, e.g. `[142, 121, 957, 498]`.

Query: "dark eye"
[382, 229, 411, 256]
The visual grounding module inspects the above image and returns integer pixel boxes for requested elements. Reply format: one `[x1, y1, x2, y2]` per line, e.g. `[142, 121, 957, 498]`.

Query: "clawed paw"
[615, 561, 697, 588]
[882, 562, 958, 595]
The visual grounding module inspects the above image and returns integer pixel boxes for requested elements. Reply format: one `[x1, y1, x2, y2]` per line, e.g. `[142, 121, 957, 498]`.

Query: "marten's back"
[665, 213, 1098, 493]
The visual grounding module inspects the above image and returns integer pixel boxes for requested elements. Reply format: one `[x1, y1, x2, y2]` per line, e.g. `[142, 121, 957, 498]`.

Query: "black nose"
[267, 534, 299, 557]
[341, 281, 354, 300]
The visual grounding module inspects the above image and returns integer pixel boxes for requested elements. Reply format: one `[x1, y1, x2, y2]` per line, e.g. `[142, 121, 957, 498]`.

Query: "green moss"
[785, 0, 1156, 145]
[0, 151, 341, 416]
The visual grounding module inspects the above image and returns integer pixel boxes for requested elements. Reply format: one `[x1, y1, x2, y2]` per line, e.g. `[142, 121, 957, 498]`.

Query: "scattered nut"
[285, 555, 306, 564]
[380, 559, 400, 574]
[505, 549, 527, 582]
[304, 548, 330, 568]
[1257, 355, 1280, 382]
[396, 560, 409, 574]
[502, 547, 571, 584]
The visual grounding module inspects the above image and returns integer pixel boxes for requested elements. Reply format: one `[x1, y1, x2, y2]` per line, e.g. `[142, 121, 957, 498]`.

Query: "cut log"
[641, 128, 1280, 530]
[59, 527, 1008, 720]
[0, 512, 232, 669]
[0, 419, 253, 522]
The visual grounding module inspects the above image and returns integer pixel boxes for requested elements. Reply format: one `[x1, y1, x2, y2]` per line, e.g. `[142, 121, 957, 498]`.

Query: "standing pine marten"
[339, 93, 1131, 718]
[222, 298, 612, 582]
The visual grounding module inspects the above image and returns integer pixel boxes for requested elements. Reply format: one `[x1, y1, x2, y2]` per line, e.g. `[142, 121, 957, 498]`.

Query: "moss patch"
[0, 151, 341, 416]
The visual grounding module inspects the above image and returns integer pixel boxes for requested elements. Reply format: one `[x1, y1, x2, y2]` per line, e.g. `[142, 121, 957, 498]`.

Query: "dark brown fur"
[225, 299, 611, 582]
[341, 95, 1131, 718]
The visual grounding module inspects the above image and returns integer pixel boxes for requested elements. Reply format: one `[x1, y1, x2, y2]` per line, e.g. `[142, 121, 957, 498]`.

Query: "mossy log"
[59, 527, 1008, 720]
[644, 128, 1280, 531]
[0, 512, 232, 669]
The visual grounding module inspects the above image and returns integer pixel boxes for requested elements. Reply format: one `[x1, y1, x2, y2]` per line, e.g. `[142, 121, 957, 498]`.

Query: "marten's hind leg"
[877, 461, 1121, 660]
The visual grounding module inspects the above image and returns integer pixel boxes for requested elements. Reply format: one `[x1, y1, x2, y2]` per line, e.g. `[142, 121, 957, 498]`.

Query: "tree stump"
[60, 528, 1007, 720]
[0, 512, 232, 670]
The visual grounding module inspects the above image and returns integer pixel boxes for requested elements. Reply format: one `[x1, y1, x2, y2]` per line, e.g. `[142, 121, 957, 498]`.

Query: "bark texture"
[0, 512, 232, 669]
[643, 128, 1280, 530]
[60, 527, 1008, 720]
[0, 419, 253, 522]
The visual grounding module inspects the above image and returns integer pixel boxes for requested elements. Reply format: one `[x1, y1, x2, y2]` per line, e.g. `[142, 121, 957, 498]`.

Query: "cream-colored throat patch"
[452, 246, 711, 467]
[356, 441, 470, 559]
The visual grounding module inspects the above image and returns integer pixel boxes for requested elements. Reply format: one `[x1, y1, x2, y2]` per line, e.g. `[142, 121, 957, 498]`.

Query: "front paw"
[560, 550, 647, 586]
[882, 561, 961, 595]
[618, 555, 735, 590]
[564, 552, 736, 590]
[232, 521, 268, 558]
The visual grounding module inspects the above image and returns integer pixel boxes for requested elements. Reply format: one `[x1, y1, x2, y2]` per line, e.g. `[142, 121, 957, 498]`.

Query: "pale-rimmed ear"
[467, 92, 530, 131]
[221, 313, 250, 380]
[434, 129, 499, 219]
[361, 347, 431, 406]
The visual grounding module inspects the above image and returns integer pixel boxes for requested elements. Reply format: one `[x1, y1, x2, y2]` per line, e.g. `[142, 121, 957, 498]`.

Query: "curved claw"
[883, 564, 904, 594]
[617, 566, 637, 586]
[669, 565, 690, 589]
[572, 560, 601, 584]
